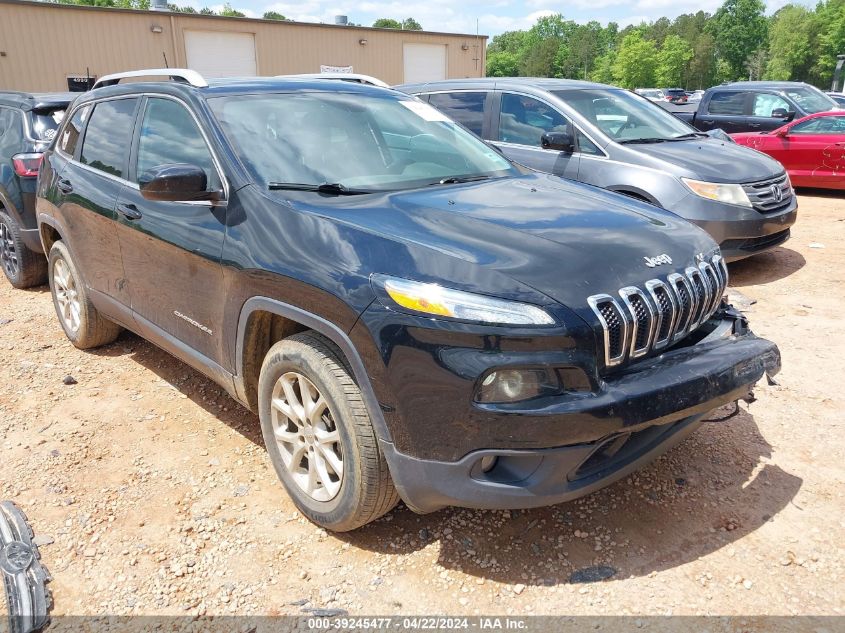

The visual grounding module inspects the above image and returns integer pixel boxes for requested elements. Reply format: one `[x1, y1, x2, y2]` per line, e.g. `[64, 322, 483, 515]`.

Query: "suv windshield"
[209, 92, 516, 192]
[782, 86, 838, 114]
[555, 88, 696, 143]
[30, 107, 66, 142]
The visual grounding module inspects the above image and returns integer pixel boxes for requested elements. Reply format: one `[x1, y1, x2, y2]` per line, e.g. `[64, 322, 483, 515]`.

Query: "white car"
[635, 88, 666, 102]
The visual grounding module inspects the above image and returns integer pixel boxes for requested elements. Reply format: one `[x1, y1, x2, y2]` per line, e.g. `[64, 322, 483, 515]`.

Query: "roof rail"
[92, 69, 208, 90]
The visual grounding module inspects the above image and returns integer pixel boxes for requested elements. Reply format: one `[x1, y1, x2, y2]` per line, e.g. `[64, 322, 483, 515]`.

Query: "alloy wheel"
[52, 258, 81, 333]
[0, 221, 18, 280]
[270, 371, 344, 502]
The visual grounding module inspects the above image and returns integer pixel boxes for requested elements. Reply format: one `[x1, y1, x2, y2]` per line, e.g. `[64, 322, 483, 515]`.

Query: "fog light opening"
[475, 367, 561, 404]
[479, 455, 498, 473]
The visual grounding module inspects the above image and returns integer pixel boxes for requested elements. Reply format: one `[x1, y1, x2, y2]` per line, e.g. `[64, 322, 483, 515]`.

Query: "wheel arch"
[235, 297, 393, 443]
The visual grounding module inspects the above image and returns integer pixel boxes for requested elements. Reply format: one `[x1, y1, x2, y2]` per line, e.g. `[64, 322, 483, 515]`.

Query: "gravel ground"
[0, 190, 843, 618]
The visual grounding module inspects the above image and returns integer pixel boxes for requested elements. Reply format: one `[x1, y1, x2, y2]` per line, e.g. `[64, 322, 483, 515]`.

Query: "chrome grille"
[588, 253, 729, 368]
[741, 173, 792, 213]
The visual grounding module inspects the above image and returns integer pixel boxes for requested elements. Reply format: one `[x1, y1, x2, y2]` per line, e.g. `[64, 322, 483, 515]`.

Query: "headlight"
[373, 275, 555, 326]
[682, 178, 752, 207]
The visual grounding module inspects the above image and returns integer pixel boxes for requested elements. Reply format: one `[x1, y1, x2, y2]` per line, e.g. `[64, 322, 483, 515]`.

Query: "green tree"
[590, 52, 617, 84]
[263, 10, 286, 20]
[373, 18, 402, 29]
[809, 0, 845, 87]
[199, 6, 215, 14]
[402, 17, 422, 30]
[656, 34, 694, 87]
[519, 37, 562, 77]
[689, 32, 717, 88]
[765, 5, 811, 80]
[220, 3, 244, 17]
[486, 51, 520, 77]
[744, 48, 767, 80]
[612, 32, 658, 88]
[709, 0, 768, 79]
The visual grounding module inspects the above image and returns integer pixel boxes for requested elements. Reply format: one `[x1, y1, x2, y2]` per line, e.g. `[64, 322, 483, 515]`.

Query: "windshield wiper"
[267, 182, 373, 195]
[669, 132, 710, 140]
[618, 138, 669, 144]
[431, 175, 493, 185]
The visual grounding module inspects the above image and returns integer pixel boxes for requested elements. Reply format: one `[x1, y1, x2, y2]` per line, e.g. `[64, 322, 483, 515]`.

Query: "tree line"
[487, 0, 845, 90]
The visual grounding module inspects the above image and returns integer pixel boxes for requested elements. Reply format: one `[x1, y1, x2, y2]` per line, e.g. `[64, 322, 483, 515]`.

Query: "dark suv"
[36, 70, 781, 531]
[0, 92, 73, 287]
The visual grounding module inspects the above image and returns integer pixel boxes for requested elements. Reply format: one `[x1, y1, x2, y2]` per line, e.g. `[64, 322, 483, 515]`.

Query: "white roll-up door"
[184, 31, 257, 78]
[403, 43, 447, 83]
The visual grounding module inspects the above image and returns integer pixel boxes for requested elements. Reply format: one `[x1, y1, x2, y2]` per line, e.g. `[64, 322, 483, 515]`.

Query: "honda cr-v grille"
[588, 253, 729, 368]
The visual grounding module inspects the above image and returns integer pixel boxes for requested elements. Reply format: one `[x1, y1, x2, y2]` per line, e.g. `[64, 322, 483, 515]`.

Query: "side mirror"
[541, 130, 575, 153]
[138, 163, 218, 202]
[771, 108, 795, 121]
[775, 127, 789, 138]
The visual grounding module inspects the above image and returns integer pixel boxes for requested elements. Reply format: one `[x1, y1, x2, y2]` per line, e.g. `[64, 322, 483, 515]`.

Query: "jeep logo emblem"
[643, 254, 672, 268]
[0, 541, 33, 574]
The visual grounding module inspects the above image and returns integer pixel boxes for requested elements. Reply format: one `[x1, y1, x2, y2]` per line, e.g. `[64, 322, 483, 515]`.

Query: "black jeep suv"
[0, 91, 73, 287]
[36, 71, 781, 531]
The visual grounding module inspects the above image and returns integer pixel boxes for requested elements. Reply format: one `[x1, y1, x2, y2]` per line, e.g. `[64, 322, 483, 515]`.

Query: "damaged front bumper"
[382, 311, 781, 513]
[0, 502, 51, 633]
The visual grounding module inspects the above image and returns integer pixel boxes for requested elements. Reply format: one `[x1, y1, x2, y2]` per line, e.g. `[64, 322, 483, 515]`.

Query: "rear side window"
[0, 107, 22, 155]
[80, 98, 138, 178]
[498, 93, 571, 146]
[427, 92, 487, 136]
[752, 93, 790, 117]
[59, 105, 90, 156]
[707, 92, 747, 115]
[135, 98, 220, 190]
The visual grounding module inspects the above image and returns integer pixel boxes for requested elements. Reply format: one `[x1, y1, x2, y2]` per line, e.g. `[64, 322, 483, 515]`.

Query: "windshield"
[554, 88, 696, 142]
[30, 107, 66, 142]
[208, 92, 516, 192]
[782, 86, 838, 114]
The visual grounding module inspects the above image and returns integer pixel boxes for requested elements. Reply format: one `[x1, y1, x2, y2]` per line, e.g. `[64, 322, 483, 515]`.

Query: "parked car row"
[2, 70, 782, 531]
[398, 78, 797, 261]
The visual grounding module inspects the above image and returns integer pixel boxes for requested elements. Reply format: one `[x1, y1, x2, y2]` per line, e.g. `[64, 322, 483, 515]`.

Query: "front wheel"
[258, 332, 399, 531]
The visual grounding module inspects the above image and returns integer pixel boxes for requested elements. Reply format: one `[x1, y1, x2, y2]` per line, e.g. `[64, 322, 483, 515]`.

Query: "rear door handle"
[57, 179, 73, 194]
[749, 123, 761, 129]
[117, 203, 142, 221]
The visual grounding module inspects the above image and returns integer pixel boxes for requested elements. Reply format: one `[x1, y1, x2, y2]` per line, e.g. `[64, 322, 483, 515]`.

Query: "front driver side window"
[753, 93, 791, 117]
[135, 98, 220, 191]
[499, 93, 570, 147]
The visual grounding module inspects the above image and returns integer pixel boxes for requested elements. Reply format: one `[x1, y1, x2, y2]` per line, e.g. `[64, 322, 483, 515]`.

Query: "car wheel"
[258, 331, 399, 531]
[0, 210, 46, 289]
[48, 241, 122, 349]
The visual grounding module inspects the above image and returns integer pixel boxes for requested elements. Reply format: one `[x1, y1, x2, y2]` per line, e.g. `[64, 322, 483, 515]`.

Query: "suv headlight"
[373, 275, 555, 326]
[682, 178, 752, 207]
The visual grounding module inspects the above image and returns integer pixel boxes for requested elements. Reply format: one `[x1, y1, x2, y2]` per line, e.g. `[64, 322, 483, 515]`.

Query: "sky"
[201, 0, 803, 36]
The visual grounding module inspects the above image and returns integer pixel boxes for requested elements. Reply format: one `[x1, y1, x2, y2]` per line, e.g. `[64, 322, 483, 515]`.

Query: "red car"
[732, 111, 845, 190]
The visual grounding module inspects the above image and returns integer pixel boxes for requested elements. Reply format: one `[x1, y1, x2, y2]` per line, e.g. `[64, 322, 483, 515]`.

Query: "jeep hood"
[288, 173, 717, 312]
[629, 137, 784, 183]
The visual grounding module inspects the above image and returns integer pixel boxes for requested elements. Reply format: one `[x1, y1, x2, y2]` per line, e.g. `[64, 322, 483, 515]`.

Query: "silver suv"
[397, 78, 797, 261]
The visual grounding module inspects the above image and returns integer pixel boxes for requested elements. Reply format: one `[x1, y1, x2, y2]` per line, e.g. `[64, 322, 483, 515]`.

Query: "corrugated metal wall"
[0, 0, 487, 91]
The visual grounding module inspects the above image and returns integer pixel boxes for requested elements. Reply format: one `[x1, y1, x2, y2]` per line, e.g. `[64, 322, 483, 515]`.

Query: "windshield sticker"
[399, 100, 450, 122]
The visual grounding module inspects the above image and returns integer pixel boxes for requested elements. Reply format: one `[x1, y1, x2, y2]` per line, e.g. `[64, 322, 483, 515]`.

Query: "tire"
[258, 331, 399, 531]
[47, 241, 122, 349]
[0, 210, 47, 289]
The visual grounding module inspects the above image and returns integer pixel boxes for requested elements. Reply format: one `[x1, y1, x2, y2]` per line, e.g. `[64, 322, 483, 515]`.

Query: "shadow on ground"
[729, 246, 805, 286]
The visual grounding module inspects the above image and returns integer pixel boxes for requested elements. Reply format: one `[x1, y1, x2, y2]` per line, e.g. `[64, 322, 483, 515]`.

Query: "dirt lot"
[1, 191, 843, 618]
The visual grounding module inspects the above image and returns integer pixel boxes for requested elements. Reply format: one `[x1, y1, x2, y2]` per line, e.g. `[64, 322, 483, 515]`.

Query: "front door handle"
[749, 123, 761, 129]
[117, 203, 142, 221]
[57, 179, 73, 194]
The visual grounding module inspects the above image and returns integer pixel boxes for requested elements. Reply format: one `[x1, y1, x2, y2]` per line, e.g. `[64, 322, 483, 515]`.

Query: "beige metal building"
[0, 0, 487, 91]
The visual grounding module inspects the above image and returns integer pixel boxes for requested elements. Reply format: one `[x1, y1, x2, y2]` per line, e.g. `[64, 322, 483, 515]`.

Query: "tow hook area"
[0, 501, 52, 633]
